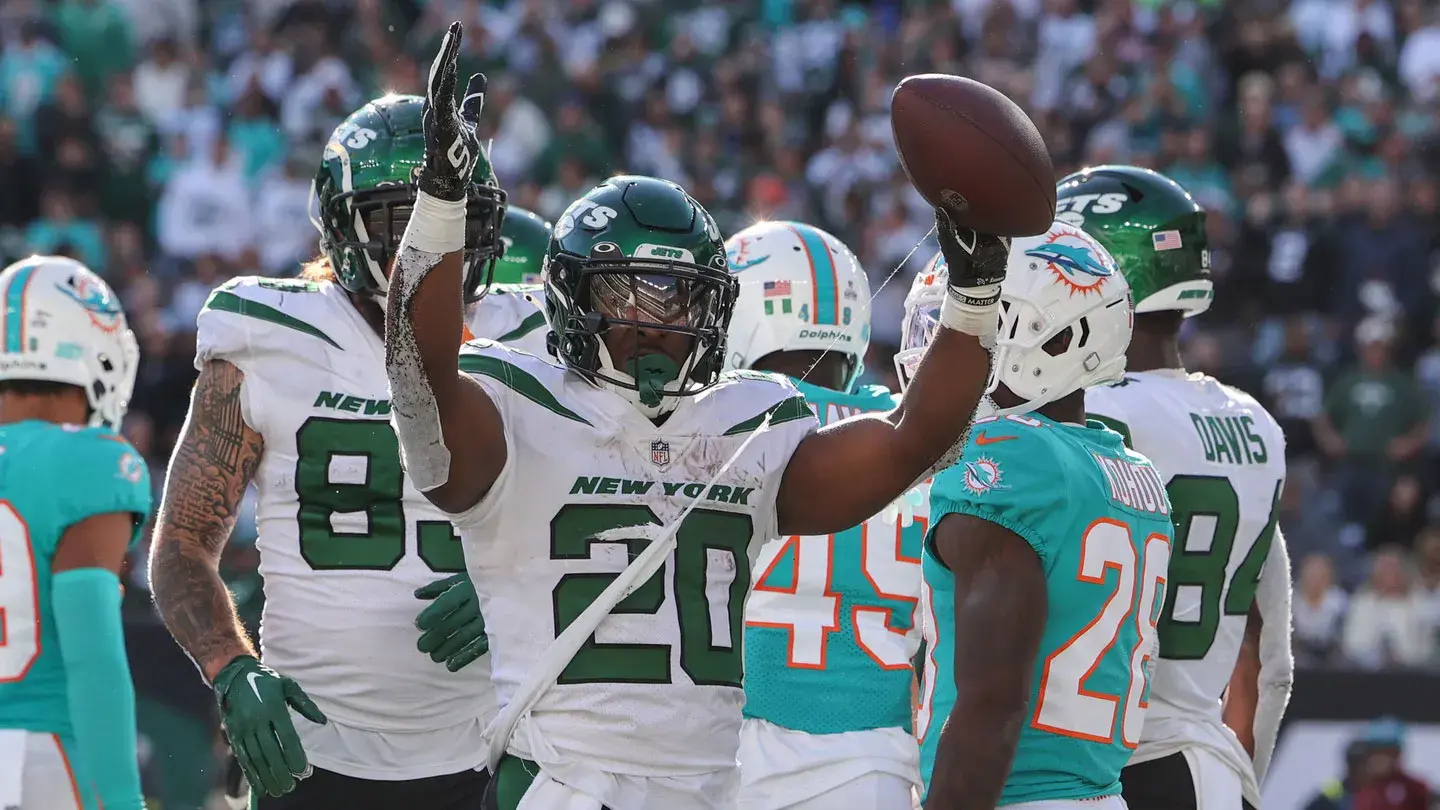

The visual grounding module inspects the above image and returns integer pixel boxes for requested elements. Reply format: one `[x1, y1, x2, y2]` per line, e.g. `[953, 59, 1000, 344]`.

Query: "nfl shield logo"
[650, 440, 671, 467]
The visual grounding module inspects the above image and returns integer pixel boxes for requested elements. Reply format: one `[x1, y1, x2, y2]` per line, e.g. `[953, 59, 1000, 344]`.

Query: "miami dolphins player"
[0, 257, 148, 810]
[380, 23, 1007, 809]
[725, 220, 924, 810]
[1066, 166, 1293, 810]
[907, 219, 1174, 810]
[149, 93, 518, 809]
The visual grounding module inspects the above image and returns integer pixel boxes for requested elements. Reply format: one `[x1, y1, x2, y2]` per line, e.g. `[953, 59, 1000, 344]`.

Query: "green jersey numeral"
[293, 417, 465, 572]
[550, 504, 752, 687]
[1158, 475, 1282, 661]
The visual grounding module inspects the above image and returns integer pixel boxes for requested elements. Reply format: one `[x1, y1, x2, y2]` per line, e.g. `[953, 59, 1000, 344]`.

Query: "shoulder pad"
[458, 339, 588, 425]
[703, 370, 816, 437]
[196, 276, 350, 372]
[931, 416, 1067, 561]
[52, 427, 152, 548]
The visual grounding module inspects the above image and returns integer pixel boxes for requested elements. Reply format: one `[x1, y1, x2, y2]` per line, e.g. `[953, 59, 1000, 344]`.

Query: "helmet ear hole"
[1042, 326, 1073, 357]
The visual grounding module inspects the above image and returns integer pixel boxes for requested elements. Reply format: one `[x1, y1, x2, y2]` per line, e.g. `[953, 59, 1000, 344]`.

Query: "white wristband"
[939, 285, 1000, 338]
[400, 190, 468, 256]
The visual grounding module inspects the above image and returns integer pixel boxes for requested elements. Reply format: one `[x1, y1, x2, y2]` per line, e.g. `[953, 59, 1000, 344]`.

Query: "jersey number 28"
[0, 502, 40, 681]
[1033, 519, 1171, 748]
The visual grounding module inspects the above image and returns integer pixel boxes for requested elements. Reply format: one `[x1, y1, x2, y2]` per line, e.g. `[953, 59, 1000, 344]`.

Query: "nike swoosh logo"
[246, 672, 265, 701]
[975, 432, 1018, 446]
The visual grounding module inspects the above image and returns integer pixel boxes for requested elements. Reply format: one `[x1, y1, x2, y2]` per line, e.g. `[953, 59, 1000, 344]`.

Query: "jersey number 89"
[294, 418, 464, 573]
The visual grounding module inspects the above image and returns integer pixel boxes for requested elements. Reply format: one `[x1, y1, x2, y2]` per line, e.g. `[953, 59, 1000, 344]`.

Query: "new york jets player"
[466, 206, 551, 348]
[149, 93, 515, 809]
[909, 219, 1173, 810]
[0, 256, 149, 810]
[1066, 166, 1293, 810]
[381, 23, 1007, 809]
[725, 221, 924, 810]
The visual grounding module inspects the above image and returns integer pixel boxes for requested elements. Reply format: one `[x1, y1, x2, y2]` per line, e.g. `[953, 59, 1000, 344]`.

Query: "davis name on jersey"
[0, 422, 151, 738]
[919, 414, 1172, 806]
[1085, 370, 1287, 778]
[195, 275, 495, 776]
[745, 378, 923, 735]
[449, 342, 818, 778]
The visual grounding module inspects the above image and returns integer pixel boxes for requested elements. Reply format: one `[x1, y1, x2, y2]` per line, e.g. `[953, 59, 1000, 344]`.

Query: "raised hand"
[933, 208, 1010, 338]
[420, 22, 485, 203]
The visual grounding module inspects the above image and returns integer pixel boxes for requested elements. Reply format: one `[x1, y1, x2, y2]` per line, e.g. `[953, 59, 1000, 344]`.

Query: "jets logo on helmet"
[724, 221, 872, 393]
[1025, 225, 1115, 298]
[1057, 165, 1211, 317]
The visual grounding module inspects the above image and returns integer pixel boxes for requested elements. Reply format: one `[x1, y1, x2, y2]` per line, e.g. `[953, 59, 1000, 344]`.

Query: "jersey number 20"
[1033, 519, 1170, 747]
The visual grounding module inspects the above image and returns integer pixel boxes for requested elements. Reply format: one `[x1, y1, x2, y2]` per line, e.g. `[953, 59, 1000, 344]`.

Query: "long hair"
[300, 255, 338, 283]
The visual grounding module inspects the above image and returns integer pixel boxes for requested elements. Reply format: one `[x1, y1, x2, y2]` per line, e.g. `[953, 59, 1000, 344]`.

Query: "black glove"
[419, 22, 485, 203]
[935, 207, 1010, 309]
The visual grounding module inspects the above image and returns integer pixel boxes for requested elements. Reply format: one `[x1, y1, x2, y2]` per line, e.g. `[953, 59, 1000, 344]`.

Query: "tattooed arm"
[149, 359, 263, 682]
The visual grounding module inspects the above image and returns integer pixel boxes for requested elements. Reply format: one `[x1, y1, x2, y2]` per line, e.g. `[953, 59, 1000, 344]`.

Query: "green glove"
[415, 573, 490, 672]
[212, 656, 327, 798]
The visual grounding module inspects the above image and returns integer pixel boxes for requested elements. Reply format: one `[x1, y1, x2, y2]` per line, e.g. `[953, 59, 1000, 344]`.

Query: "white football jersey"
[447, 341, 818, 793]
[466, 284, 549, 358]
[195, 276, 497, 780]
[1086, 369, 1288, 776]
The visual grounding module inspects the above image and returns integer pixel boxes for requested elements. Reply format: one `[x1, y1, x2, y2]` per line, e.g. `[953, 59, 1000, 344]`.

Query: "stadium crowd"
[2, 0, 1440, 803]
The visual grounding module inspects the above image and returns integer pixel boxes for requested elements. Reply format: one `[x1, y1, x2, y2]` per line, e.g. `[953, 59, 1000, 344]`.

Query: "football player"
[380, 24, 1006, 809]
[910, 219, 1173, 810]
[147, 93, 525, 810]
[725, 221, 924, 809]
[465, 206, 551, 349]
[0, 257, 149, 810]
[1068, 165, 1293, 810]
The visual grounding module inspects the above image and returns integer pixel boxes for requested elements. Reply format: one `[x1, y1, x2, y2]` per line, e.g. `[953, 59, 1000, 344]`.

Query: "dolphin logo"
[56, 279, 120, 315]
[1026, 243, 1112, 279]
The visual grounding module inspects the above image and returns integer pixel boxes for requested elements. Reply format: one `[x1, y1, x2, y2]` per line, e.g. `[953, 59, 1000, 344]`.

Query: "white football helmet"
[895, 219, 1132, 415]
[0, 256, 139, 429]
[724, 221, 872, 392]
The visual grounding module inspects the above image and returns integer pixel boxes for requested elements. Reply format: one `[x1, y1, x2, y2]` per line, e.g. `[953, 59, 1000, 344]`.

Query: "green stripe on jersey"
[1087, 413, 1133, 448]
[495, 310, 547, 344]
[723, 395, 813, 436]
[458, 353, 591, 425]
[204, 290, 342, 350]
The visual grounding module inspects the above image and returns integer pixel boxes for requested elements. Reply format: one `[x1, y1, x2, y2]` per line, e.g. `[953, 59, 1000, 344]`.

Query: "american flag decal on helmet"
[1152, 230, 1183, 251]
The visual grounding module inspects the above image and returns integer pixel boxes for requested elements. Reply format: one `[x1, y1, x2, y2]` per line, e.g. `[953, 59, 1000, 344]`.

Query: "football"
[891, 74, 1056, 237]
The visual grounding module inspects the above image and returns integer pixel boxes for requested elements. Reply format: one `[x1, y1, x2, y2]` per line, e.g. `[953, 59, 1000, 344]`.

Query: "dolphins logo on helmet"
[1026, 226, 1114, 298]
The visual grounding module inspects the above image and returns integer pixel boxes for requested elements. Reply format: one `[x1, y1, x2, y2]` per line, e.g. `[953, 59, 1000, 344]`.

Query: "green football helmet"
[312, 94, 507, 301]
[493, 206, 550, 285]
[1056, 165, 1212, 316]
[544, 175, 735, 417]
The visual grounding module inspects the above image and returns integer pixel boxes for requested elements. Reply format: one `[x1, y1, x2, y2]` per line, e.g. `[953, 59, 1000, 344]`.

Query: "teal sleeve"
[56, 430, 153, 548]
[52, 568, 145, 810]
[927, 424, 1064, 568]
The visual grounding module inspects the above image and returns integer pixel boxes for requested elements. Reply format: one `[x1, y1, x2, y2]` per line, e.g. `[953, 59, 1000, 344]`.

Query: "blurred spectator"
[1314, 318, 1430, 524]
[1341, 546, 1437, 668]
[1351, 718, 1432, 810]
[254, 151, 319, 275]
[1366, 474, 1430, 550]
[51, 0, 134, 100]
[0, 20, 69, 155]
[25, 188, 105, 270]
[0, 118, 41, 232]
[132, 36, 190, 131]
[156, 135, 253, 263]
[93, 72, 158, 226]
[1294, 552, 1351, 664]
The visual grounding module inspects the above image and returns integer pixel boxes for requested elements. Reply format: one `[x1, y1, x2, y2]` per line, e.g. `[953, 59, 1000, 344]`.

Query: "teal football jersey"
[918, 413, 1173, 806]
[0, 420, 152, 737]
[744, 379, 926, 735]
